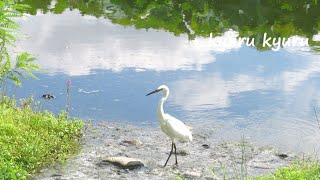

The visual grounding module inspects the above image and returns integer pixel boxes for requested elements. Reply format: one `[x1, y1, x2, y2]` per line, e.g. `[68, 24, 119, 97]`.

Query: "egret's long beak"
[146, 89, 161, 96]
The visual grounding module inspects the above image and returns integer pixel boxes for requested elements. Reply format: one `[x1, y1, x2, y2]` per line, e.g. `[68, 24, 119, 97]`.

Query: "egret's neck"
[157, 92, 169, 120]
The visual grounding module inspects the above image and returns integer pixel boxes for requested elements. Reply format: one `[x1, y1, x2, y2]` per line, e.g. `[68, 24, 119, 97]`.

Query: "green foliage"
[4, 52, 40, 86]
[0, 0, 39, 87]
[106, 0, 320, 47]
[0, 96, 84, 179]
[254, 161, 320, 180]
[176, 161, 320, 179]
[175, 176, 186, 180]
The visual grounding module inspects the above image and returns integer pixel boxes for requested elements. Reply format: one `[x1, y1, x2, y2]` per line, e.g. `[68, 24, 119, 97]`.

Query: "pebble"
[177, 150, 189, 156]
[122, 140, 142, 145]
[202, 144, 210, 149]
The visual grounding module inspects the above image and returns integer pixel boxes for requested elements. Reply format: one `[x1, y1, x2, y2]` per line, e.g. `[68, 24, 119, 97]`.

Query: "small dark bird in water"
[42, 94, 55, 100]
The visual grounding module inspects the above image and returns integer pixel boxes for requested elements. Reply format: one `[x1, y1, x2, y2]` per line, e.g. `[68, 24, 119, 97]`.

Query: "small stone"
[204, 176, 218, 180]
[99, 157, 144, 170]
[122, 140, 142, 145]
[176, 150, 189, 156]
[202, 144, 210, 149]
[51, 173, 62, 177]
[182, 171, 201, 179]
[277, 153, 288, 159]
[51, 173, 62, 180]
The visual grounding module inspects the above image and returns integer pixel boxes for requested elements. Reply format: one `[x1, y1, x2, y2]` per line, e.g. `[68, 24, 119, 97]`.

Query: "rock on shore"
[98, 157, 144, 170]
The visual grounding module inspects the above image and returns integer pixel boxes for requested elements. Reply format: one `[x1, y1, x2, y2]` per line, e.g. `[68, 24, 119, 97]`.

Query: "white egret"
[146, 85, 192, 167]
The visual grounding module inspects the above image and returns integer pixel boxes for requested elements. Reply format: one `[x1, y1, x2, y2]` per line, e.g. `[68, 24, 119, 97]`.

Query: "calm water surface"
[7, 9, 320, 153]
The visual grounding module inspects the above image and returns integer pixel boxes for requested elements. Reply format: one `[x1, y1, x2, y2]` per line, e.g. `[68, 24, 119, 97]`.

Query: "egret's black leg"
[163, 142, 174, 167]
[173, 143, 178, 165]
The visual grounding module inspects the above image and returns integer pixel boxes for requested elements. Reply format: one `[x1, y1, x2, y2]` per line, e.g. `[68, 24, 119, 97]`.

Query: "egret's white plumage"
[146, 85, 192, 167]
[160, 113, 193, 142]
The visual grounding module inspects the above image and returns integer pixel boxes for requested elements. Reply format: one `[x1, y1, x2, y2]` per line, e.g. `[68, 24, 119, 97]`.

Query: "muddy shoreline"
[32, 121, 296, 179]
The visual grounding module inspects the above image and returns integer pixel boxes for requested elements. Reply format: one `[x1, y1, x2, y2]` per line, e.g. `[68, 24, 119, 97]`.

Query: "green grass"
[176, 161, 320, 180]
[0, 96, 84, 179]
[255, 161, 320, 180]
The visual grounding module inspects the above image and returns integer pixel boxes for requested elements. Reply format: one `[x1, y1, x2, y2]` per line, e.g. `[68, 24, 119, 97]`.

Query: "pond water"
[5, 2, 320, 154]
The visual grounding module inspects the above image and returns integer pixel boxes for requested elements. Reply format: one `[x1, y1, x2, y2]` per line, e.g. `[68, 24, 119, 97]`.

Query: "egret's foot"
[162, 163, 169, 168]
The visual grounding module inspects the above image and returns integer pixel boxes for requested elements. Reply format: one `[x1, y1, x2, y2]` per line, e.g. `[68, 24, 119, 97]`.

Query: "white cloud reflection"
[171, 74, 268, 110]
[170, 55, 320, 111]
[169, 55, 320, 153]
[15, 10, 240, 76]
[15, 9, 320, 112]
[281, 59, 320, 92]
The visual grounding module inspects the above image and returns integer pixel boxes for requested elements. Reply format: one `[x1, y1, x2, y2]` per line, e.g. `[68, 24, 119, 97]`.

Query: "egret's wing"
[163, 113, 193, 141]
[165, 114, 192, 130]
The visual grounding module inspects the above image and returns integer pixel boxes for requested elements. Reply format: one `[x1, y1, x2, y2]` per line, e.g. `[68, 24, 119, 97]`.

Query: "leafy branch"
[0, 0, 39, 87]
